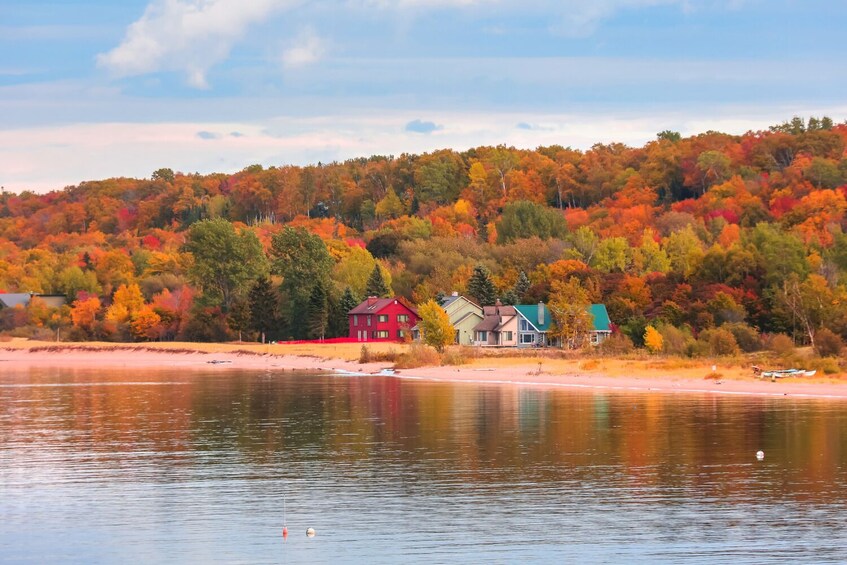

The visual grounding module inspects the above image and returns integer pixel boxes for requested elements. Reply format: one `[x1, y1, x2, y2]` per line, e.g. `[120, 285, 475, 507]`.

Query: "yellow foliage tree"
[417, 299, 455, 353]
[644, 325, 664, 354]
[105, 283, 145, 324]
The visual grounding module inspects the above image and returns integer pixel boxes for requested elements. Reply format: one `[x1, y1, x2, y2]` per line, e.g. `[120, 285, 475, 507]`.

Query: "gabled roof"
[515, 303, 611, 333]
[588, 304, 612, 332]
[0, 293, 32, 308]
[473, 303, 517, 332]
[514, 304, 551, 332]
[440, 294, 481, 312]
[348, 297, 418, 316]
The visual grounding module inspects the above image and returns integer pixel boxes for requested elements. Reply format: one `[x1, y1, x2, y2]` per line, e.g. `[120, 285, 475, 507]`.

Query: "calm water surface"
[2, 368, 847, 563]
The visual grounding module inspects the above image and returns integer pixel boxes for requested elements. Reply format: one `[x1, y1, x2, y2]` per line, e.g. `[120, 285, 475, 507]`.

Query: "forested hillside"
[2, 116, 847, 356]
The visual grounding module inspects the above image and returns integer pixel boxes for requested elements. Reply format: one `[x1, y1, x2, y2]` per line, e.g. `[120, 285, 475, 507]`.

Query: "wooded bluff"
[1, 116, 847, 361]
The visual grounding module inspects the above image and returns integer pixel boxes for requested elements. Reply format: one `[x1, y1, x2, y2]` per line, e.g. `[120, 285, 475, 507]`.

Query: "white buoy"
[756, 450, 764, 460]
[306, 528, 316, 537]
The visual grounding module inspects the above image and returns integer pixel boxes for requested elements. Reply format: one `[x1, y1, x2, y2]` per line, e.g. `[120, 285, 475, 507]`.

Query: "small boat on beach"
[752, 366, 816, 381]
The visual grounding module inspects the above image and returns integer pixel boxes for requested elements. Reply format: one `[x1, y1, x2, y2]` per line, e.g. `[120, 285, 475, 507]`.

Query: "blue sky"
[2, 0, 846, 192]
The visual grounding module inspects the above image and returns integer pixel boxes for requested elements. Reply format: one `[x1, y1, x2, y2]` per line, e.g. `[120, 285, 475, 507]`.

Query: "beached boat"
[758, 368, 816, 380]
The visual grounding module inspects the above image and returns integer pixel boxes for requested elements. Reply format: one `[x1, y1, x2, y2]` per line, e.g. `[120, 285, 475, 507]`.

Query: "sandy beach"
[2, 341, 847, 399]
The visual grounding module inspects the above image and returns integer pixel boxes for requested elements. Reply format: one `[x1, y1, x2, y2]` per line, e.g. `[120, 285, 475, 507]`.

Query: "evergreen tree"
[500, 289, 518, 305]
[467, 265, 497, 306]
[365, 264, 390, 297]
[514, 270, 531, 301]
[307, 282, 329, 340]
[227, 297, 252, 342]
[248, 277, 279, 342]
[329, 287, 359, 338]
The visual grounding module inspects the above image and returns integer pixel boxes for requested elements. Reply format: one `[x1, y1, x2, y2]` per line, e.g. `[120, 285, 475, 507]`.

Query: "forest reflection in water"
[2, 368, 847, 563]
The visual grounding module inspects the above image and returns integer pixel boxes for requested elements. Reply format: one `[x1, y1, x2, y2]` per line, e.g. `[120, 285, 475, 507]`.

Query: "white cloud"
[97, 0, 296, 87]
[281, 28, 327, 69]
[3, 103, 844, 193]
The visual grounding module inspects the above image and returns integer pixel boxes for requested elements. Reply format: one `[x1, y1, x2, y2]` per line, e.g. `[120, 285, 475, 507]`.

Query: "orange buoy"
[282, 526, 288, 539]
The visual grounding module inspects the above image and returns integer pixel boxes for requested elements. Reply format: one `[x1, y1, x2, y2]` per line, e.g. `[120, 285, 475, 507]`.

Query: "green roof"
[515, 303, 610, 333]
[514, 304, 552, 332]
[588, 304, 611, 332]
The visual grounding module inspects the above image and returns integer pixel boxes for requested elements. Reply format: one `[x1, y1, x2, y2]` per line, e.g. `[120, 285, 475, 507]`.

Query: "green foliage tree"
[365, 263, 391, 297]
[593, 237, 631, 273]
[183, 218, 268, 312]
[496, 200, 567, 243]
[467, 264, 497, 306]
[417, 299, 455, 353]
[375, 189, 405, 219]
[227, 297, 252, 342]
[514, 270, 531, 300]
[248, 277, 279, 341]
[271, 226, 334, 338]
[307, 281, 329, 340]
[663, 226, 704, 279]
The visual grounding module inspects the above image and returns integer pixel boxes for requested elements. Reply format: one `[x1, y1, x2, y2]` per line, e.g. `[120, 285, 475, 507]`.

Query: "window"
[590, 333, 599, 345]
[503, 331, 513, 342]
[520, 333, 535, 344]
[367, 316, 372, 326]
[397, 314, 409, 323]
[520, 319, 530, 331]
[477, 331, 487, 342]
[376, 330, 389, 339]
[378, 314, 389, 323]
[397, 330, 405, 338]
[353, 315, 358, 326]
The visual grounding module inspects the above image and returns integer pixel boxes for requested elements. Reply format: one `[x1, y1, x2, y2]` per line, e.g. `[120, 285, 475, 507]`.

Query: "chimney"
[538, 302, 544, 326]
[495, 299, 502, 307]
[367, 296, 378, 306]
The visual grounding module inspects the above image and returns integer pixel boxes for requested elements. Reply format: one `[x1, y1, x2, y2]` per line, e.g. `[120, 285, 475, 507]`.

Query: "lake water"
[2, 368, 847, 564]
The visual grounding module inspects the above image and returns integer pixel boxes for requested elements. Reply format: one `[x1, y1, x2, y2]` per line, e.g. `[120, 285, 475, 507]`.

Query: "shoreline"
[2, 342, 847, 399]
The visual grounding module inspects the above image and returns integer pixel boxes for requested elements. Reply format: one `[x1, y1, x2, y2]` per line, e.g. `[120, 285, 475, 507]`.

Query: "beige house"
[439, 293, 483, 345]
[473, 300, 519, 347]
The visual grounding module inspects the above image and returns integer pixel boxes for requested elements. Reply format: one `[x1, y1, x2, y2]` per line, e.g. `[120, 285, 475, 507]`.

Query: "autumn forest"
[2, 116, 847, 361]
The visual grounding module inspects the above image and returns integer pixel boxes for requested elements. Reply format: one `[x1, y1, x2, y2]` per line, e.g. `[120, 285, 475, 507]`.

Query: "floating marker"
[282, 527, 288, 540]
[306, 528, 316, 537]
[756, 450, 764, 460]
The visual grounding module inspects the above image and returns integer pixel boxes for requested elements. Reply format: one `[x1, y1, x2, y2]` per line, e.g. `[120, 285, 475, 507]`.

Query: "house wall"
[475, 315, 518, 346]
[445, 299, 483, 346]
[349, 301, 419, 342]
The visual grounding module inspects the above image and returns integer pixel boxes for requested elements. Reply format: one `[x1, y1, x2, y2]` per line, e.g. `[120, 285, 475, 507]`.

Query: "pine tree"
[307, 282, 328, 340]
[514, 270, 531, 300]
[226, 297, 252, 342]
[248, 277, 279, 341]
[330, 287, 359, 338]
[365, 264, 390, 297]
[467, 265, 497, 306]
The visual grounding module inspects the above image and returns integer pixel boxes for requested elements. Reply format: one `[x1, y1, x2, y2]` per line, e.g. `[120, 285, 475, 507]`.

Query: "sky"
[2, 0, 846, 193]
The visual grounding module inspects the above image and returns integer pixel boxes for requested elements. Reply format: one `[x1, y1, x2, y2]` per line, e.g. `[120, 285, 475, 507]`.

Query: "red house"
[349, 297, 419, 342]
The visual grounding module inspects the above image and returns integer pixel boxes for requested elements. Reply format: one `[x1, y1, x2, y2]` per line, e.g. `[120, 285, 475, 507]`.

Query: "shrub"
[441, 348, 470, 366]
[395, 343, 441, 369]
[359, 344, 371, 363]
[768, 333, 795, 356]
[724, 322, 762, 353]
[658, 324, 693, 356]
[814, 328, 843, 358]
[699, 327, 739, 356]
[598, 333, 635, 355]
[805, 356, 842, 375]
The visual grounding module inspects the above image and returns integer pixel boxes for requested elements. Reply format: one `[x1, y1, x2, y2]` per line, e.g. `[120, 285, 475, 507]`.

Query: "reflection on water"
[2, 368, 847, 563]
